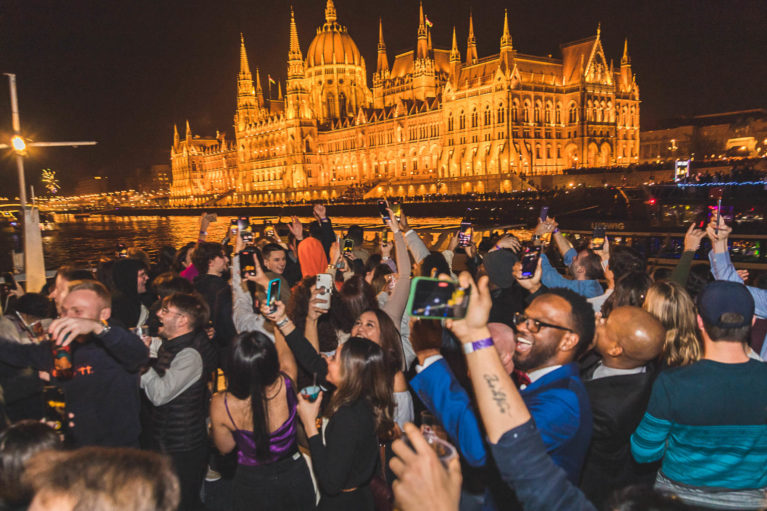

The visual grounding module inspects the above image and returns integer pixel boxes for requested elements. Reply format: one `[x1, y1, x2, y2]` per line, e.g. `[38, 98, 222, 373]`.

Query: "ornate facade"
[170, 1, 640, 205]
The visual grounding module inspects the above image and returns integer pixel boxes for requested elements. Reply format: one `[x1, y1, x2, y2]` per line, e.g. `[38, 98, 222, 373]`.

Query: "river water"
[1, 214, 472, 272]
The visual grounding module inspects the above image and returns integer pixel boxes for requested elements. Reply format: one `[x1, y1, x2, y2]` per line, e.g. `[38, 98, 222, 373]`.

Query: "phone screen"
[237, 216, 250, 233]
[390, 201, 402, 221]
[458, 222, 472, 247]
[377, 200, 390, 223]
[539, 206, 550, 222]
[241, 231, 254, 244]
[343, 239, 354, 253]
[591, 227, 606, 250]
[408, 278, 470, 319]
[707, 205, 734, 226]
[230, 218, 239, 236]
[239, 249, 256, 277]
[267, 279, 281, 311]
[520, 245, 542, 279]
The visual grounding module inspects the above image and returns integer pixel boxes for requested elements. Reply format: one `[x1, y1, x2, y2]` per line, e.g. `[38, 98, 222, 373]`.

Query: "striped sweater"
[631, 359, 767, 490]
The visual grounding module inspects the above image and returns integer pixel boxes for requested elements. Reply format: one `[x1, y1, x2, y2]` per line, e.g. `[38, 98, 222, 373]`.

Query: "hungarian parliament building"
[169, 0, 640, 206]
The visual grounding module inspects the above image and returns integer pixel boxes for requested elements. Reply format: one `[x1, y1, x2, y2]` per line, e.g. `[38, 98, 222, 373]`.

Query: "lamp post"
[1, 73, 97, 291]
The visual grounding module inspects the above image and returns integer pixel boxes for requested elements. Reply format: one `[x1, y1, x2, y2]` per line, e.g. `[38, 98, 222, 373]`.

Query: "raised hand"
[288, 216, 304, 240]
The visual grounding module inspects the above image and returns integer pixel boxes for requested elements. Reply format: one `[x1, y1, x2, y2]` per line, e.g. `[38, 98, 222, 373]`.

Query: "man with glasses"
[141, 292, 217, 511]
[407, 276, 594, 508]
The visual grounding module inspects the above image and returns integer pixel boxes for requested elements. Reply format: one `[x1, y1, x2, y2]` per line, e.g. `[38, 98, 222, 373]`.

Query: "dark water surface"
[1, 214, 469, 271]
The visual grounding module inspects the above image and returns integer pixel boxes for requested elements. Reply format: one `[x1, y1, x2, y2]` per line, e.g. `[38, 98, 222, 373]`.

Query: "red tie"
[513, 369, 531, 386]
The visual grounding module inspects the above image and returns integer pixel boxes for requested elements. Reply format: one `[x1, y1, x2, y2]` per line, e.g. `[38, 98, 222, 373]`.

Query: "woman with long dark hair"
[209, 331, 315, 511]
[265, 302, 395, 511]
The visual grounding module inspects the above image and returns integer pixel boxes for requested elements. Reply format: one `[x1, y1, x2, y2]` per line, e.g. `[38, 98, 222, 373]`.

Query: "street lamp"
[11, 135, 26, 153]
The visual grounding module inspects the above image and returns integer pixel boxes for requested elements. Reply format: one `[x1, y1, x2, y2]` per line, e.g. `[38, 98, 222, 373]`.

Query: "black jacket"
[579, 356, 659, 507]
[194, 273, 236, 354]
[0, 326, 148, 447]
[111, 258, 144, 328]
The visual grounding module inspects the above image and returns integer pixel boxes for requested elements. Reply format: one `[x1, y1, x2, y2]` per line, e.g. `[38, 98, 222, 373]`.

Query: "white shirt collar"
[520, 365, 563, 389]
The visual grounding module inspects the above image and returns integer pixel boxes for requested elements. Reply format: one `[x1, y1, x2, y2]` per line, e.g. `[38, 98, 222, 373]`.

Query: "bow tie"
[513, 369, 531, 386]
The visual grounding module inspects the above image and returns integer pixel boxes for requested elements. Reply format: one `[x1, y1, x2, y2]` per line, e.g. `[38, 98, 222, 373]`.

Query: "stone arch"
[587, 141, 599, 167]
[599, 142, 611, 167]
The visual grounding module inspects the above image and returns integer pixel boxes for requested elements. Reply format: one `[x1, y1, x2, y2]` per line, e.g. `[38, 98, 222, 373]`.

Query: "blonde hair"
[643, 280, 702, 367]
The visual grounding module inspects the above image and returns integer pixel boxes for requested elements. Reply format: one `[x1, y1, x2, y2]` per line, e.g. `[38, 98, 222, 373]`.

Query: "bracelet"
[494, 244, 501, 251]
[462, 337, 494, 354]
[276, 317, 290, 328]
[199, 230, 207, 235]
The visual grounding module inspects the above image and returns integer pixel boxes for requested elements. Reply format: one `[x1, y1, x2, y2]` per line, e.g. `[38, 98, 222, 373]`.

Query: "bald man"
[579, 306, 665, 507]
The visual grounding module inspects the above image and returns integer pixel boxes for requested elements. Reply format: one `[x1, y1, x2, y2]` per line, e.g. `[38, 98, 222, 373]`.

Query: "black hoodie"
[111, 258, 143, 328]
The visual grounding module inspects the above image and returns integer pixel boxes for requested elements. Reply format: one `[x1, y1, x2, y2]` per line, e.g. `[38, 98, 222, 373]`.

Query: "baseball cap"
[697, 281, 754, 328]
[483, 249, 518, 289]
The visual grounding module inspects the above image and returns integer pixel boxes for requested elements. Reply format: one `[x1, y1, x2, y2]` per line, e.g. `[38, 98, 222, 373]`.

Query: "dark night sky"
[0, 0, 765, 193]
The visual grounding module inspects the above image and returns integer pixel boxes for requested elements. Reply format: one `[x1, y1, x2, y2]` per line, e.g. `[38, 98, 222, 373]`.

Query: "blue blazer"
[410, 359, 592, 483]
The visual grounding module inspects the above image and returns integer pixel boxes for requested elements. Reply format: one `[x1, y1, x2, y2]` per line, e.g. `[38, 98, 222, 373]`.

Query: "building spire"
[277, 80, 283, 99]
[500, 9, 512, 51]
[377, 18, 389, 73]
[239, 33, 252, 77]
[325, 0, 337, 24]
[416, 2, 428, 59]
[185, 119, 191, 140]
[289, 7, 302, 60]
[596, 22, 601, 39]
[466, 10, 478, 65]
[173, 124, 179, 147]
[450, 26, 461, 63]
[621, 37, 630, 65]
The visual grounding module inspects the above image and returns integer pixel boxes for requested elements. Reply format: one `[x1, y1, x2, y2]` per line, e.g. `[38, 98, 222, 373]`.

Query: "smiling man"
[511, 287, 595, 484]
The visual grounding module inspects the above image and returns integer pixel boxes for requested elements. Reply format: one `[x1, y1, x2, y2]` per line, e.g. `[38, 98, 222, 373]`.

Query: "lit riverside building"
[169, 0, 640, 206]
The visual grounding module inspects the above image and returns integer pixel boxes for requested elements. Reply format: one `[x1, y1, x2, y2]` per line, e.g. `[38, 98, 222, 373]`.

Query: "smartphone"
[539, 206, 550, 222]
[343, 238, 354, 254]
[237, 216, 250, 233]
[238, 248, 257, 278]
[407, 277, 471, 319]
[591, 227, 606, 250]
[377, 199, 390, 224]
[266, 278, 281, 312]
[315, 273, 333, 311]
[229, 218, 239, 237]
[519, 245, 542, 279]
[43, 385, 67, 432]
[390, 200, 402, 222]
[458, 222, 472, 248]
[241, 231, 254, 244]
[116, 243, 128, 258]
[264, 220, 277, 239]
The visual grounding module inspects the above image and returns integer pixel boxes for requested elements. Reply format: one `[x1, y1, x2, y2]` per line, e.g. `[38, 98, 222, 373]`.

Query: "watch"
[462, 337, 494, 354]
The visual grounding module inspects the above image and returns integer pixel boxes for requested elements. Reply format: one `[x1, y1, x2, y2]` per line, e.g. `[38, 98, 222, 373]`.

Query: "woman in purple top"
[210, 331, 316, 511]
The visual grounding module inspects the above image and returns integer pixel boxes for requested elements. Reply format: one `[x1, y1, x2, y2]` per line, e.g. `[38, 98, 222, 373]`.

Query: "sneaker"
[205, 466, 221, 482]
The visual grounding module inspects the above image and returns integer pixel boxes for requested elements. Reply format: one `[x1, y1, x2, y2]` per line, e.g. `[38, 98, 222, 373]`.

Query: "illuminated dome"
[306, 0, 362, 67]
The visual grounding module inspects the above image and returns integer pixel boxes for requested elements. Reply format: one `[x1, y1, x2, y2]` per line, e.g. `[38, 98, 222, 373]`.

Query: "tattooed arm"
[445, 272, 531, 443]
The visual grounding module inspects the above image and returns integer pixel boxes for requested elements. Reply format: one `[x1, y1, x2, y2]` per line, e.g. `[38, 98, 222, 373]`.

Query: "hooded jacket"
[111, 258, 144, 328]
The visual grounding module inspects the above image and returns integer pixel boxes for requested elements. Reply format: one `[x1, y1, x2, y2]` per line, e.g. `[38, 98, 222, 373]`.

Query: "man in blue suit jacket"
[411, 287, 594, 508]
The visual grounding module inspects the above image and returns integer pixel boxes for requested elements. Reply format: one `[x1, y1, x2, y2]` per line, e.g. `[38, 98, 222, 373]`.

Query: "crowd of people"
[0, 202, 765, 511]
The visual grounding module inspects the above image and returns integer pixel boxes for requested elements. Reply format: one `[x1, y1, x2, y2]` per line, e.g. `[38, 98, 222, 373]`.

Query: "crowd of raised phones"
[0, 202, 765, 511]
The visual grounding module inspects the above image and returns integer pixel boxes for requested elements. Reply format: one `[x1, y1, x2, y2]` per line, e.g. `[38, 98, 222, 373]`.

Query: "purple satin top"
[224, 375, 298, 467]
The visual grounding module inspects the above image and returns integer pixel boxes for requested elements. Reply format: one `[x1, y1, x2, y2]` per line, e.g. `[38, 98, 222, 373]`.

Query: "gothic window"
[569, 103, 577, 123]
[606, 101, 614, 123]
[630, 106, 637, 126]
[534, 102, 541, 124]
[546, 145, 551, 158]
[459, 111, 466, 130]
[471, 108, 478, 128]
[338, 92, 347, 117]
[555, 104, 561, 124]
[586, 100, 593, 122]
[448, 114, 454, 132]
[544, 102, 552, 124]
[511, 102, 518, 122]
[498, 104, 506, 124]
[557, 145, 562, 158]
[327, 92, 336, 118]
[484, 106, 491, 126]
[523, 101, 530, 123]
[536, 145, 541, 159]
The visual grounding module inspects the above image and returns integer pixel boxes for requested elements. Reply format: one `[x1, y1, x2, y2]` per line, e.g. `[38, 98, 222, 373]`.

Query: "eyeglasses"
[513, 313, 573, 334]
[160, 307, 185, 317]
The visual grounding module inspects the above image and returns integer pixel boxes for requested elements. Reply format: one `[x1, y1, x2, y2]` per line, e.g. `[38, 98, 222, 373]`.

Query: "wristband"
[276, 317, 290, 328]
[552, 228, 560, 234]
[462, 337, 494, 354]
[199, 230, 207, 235]
[494, 244, 501, 251]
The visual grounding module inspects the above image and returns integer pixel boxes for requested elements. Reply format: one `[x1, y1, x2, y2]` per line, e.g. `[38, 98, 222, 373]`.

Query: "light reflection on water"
[37, 214, 469, 270]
